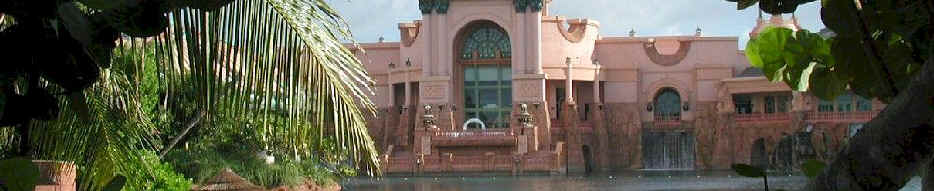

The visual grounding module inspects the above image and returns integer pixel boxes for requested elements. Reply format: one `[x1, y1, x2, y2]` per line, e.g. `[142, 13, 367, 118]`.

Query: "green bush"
[164, 143, 337, 189]
[121, 150, 193, 191]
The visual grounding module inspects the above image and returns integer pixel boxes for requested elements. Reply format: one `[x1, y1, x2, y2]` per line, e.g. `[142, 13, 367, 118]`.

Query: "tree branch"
[854, 0, 900, 96]
[158, 110, 205, 158]
[807, 54, 934, 191]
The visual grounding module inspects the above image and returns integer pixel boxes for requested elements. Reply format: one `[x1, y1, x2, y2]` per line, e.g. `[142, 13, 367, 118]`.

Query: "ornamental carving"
[423, 84, 446, 101]
[643, 40, 692, 66]
[399, 22, 421, 47]
[514, 0, 544, 13]
[518, 104, 534, 128]
[461, 27, 511, 60]
[422, 104, 438, 129]
[419, 0, 450, 14]
[515, 80, 543, 101]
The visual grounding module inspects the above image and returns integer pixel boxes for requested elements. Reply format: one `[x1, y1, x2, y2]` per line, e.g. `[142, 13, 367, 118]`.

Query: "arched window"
[460, 24, 511, 129]
[654, 88, 681, 121]
[461, 28, 511, 59]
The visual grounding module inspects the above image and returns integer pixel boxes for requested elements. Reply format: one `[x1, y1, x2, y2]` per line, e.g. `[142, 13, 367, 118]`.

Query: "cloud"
[331, 0, 825, 49]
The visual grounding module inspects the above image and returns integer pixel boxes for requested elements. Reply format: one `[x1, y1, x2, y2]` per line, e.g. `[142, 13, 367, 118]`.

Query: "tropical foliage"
[1, 0, 378, 189]
[726, 0, 934, 190]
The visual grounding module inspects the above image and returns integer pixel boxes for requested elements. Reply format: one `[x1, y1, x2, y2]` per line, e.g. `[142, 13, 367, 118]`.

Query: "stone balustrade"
[734, 112, 792, 123]
[805, 111, 878, 123]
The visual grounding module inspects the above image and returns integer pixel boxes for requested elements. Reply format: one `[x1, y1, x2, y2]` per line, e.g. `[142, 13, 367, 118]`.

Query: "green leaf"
[747, 27, 794, 81]
[103, 175, 126, 191]
[795, 62, 817, 91]
[731, 163, 766, 178]
[821, 0, 863, 38]
[0, 158, 39, 191]
[801, 159, 827, 178]
[724, 0, 760, 10]
[809, 68, 847, 100]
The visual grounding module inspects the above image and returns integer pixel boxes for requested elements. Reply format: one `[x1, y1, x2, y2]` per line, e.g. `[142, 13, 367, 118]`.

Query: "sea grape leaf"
[821, 0, 863, 38]
[809, 67, 847, 100]
[747, 28, 832, 92]
[0, 158, 39, 191]
[731, 163, 766, 178]
[747, 27, 793, 81]
[724, 0, 759, 10]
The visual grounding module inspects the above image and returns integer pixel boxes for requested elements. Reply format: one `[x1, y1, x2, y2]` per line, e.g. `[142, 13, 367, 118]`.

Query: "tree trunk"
[806, 57, 934, 190]
[159, 110, 205, 158]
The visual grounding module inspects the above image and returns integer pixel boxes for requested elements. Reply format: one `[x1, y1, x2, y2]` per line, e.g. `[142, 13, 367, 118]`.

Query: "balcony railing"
[806, 111, 877, 123]
[734, 112, 791, 122]
[435, 131, 509, 137]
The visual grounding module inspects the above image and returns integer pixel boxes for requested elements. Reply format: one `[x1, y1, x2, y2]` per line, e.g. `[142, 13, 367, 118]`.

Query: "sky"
[328, 0, 825, 49]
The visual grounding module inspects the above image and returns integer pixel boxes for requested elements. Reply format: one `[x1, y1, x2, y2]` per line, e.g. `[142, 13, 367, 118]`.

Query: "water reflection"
[341, 171, 809, 191]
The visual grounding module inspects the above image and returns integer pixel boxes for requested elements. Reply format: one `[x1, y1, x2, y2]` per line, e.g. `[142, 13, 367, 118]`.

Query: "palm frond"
[29, 38, 161, 190]
[150, 0, 378, 174]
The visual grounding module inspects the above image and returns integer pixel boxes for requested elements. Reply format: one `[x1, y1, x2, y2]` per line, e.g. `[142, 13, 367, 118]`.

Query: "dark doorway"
[582, 145, 593, 174]
[556, 87, 565, 118]
[751, 138, 768, 170]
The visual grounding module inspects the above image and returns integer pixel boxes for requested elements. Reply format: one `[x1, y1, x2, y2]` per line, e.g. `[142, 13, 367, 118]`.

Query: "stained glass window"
[461, 28, 511, 60]
[654, 88, 681, 120]
[461, 25, 512, 129]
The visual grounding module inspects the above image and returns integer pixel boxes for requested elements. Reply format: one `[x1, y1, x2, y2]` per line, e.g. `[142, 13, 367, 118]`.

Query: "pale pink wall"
[541, 17, 600, 69]
[346, 0, 755, 118]
[353, 43, 402, 108]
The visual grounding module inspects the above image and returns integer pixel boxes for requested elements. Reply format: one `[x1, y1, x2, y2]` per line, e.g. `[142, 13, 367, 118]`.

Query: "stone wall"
[602, 103, 642, 169]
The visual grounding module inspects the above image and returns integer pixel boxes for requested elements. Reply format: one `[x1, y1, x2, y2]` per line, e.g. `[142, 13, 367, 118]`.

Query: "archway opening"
[455, 20, 512, 129]
[653, 88, 681, 121]
[582, 145, 593, 174]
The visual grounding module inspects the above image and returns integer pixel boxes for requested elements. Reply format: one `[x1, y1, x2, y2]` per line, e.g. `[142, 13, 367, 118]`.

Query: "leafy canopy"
[731, 0, 929, 102]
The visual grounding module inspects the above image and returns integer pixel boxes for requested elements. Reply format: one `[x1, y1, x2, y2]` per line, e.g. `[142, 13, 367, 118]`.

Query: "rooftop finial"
[629, 28, 636, 37]
[695, 26, 702, 37]
[378, 35, 385, 43]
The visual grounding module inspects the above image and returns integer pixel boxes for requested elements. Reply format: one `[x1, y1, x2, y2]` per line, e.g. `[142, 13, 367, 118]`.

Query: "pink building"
[350, 0, 881, 174]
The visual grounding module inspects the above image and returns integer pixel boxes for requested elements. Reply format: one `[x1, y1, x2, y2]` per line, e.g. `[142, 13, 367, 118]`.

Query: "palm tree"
[1, 0, 378, 188]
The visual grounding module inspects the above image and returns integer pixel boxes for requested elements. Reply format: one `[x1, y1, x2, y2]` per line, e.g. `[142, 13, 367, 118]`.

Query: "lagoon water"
[342, 171, 923, 191]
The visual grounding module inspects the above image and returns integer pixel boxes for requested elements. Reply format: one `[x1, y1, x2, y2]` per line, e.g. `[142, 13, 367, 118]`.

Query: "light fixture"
[389, 62, 396, 69]
[682, 102, 690, 111]
[646, 103, 653, 112]
[405, 57, 412, 66]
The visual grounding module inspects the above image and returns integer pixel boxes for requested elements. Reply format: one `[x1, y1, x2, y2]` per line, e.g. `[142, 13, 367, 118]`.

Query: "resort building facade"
[351, 0, 882, 173]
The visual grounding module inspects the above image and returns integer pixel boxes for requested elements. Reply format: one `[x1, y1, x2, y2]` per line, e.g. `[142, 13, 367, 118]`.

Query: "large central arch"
[453, 20, 512, 129]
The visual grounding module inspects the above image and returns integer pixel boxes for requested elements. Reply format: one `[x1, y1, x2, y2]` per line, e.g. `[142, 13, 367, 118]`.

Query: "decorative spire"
[629, 28, 636, 37]
[695, 26, 702, 37]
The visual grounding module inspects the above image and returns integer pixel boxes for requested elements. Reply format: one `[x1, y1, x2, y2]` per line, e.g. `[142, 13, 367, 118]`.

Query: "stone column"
[565, 57, 574, 100]
[398, 82, 413, 146]
[528, 11, 543, 74]
[425, 14, 434, 77]
[563, 58, 584, 173]
[439, 13, 450, 76]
